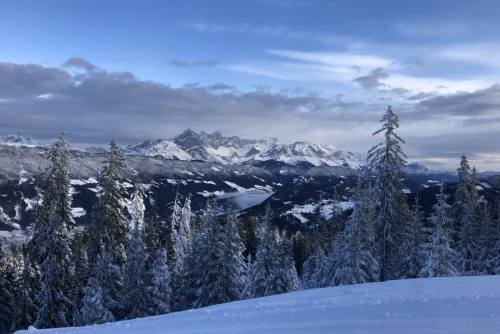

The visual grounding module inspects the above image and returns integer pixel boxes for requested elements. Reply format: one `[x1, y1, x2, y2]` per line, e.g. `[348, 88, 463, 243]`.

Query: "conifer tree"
[243, 204, 290, 298]
[301, 245, 327, 290]
[455, 160, 481, 276]
[187, 198, 245, 308]
[328, 180, 378, 286]
[85, 139, 128, 322]
[121, 181, 149, 320]
[477, 203, 496, 275]
[420, 184, 458, 278]
[10, 245, 38, 332]
[208, 197, 247, 305]
[77, 252, 116, 325]
[179, 193, 192, 258]
[143, 202, 172, 316]
[368, 106, 410, 281]
[272, 230, 300, 293]
[33, 133, 76, 329]
[166, 190, 184, 308]
[71, 231, 90, 325]
[0, 240, 14, 333]
[401, 195, 426, 278]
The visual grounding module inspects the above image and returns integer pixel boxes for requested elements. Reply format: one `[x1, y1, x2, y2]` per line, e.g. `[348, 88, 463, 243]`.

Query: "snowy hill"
[123, 129, 365, 169]
[15, 275, 500, 334]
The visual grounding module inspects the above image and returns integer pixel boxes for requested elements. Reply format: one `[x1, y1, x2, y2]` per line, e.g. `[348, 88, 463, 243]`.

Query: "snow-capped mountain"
[0, 133, 40, 147]
[124, 129, 365, 169]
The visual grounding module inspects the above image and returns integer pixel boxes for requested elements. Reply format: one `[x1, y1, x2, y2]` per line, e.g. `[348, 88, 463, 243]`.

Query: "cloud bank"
[1, 59, 500, 171]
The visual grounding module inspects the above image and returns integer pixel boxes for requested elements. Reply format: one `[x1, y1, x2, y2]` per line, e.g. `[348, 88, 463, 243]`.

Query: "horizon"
[0, 129, 486, 173]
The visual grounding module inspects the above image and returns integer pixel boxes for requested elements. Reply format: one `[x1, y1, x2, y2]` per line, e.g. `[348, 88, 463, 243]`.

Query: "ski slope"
[16, 276, 500, 334]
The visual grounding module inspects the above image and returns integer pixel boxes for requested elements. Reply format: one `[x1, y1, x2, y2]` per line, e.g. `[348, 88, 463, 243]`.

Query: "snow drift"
[15, 275, 500, 334]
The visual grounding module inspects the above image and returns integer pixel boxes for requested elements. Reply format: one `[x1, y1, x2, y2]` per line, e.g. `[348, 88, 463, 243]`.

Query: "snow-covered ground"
[16, 275, 500, 334]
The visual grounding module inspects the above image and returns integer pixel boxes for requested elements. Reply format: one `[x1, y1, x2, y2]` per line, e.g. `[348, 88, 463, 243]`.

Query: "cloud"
[353, 68, 389, 90]
[168, 59, 219, 68]
[418, 84, 500, 117]
[186, 22, 226, 32]
[63, 57, 99, 72]
[3, 59, 500, 171]
[0, 59, 379, 149]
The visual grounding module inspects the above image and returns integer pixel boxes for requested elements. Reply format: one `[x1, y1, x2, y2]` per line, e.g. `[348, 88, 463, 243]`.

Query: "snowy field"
[16, 275, 500, 334]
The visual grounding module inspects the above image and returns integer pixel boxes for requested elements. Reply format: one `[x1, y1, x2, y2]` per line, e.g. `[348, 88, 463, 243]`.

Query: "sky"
[1, 0, 500, 171]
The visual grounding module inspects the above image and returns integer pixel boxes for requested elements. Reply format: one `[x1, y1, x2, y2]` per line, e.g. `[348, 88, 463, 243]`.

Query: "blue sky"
[1, 0, 500, 170]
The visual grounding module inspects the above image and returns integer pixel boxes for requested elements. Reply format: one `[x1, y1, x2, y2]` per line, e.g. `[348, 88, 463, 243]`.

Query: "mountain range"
[122, 129, 365, 169]
[1, 130, 496, 236]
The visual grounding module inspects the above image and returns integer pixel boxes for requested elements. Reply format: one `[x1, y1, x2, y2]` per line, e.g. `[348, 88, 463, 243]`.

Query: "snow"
[480, 182, 492, 189]
[15, 276, 500, 334]
[71, 207, 86, 218]
[70, 177, 98, 185]
[284, 201, 353, 223]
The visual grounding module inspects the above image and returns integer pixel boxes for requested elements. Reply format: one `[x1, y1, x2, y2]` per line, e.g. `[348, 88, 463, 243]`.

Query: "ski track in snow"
[15, 276, 500, 334]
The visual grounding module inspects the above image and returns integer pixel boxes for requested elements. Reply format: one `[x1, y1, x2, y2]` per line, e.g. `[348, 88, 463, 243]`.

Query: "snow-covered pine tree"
[272, 230, 300, 293]
[71, 231, 90, 325]
[10, 245, 38, 332]
[33, 133, 76, 329]
[243, 204, 284, 298]
[179, 193, 192, 258]
[85, 139, 128, 322]
[401, 195, 426, 278]
[452, 155, 472, 238]
[455, 162, 481, 276]
[328, 180, 378, 286]
[168, 189, 183, 272]
[300, 244, 327, 290]
[367, 106, 410, 281]
[0, 240, 14, 333]
[76, 252, 116, 325]
[190, 198, 235, 308]
[494, 203, 500, 275]
[165, 189, 184, 307]
[477, 203, 496, 275]
[330, 186, 344, 238]
[420, 184, 458, 278]
[205, 197, 247, 305]
[176, 199, 218, 309]
[301, 213, 329, 290]
[143, 202, 172, 316]
[121, 181, 149, 320]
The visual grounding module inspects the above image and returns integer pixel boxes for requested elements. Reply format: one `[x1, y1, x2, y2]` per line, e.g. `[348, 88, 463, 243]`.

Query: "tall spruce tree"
[143, 202, 172, 316]
[243, 204, 293, 298]
[85, 139, 128, 322]
[121, 181, 149, 320]
[454, 160, 481, 276]
[328, 180, 378, 286]
[10, 245, 38, 332]
[33, 133, 76, 329]
[272, 230, 300, 293]
[420, 184, 458, 278]
[0, 240, 14, 333]
[185, 198, 246, 308]
[477, 203, 496, 275]
[211, 197, 247, 304]
[402, 195, 426, 278]
[368, 106, 410, 281]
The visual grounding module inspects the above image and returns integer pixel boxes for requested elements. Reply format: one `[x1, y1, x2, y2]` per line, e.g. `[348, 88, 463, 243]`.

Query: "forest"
[1, 106, 499, 332]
